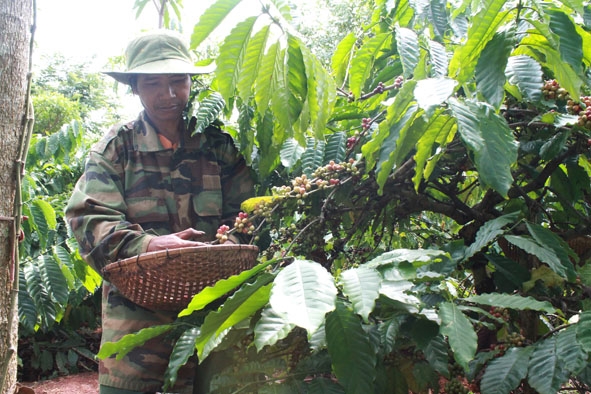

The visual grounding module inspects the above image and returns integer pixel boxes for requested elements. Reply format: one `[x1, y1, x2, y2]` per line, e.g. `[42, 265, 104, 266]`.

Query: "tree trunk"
[0, 0, 32, 393]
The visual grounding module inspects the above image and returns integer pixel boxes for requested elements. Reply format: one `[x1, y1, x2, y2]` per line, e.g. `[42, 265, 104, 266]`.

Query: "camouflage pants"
[99, 282, 195, 394]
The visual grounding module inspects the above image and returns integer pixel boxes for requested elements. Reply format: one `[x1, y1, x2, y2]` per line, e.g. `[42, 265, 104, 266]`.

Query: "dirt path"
[16, 371, 98, 394]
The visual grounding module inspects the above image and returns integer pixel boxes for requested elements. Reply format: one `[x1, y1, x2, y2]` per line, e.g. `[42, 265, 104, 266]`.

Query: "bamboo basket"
[102, 244, 259, 311]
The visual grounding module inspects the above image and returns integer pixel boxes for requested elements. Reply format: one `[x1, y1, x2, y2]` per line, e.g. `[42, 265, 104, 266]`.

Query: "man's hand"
[147, 228, 208, 252]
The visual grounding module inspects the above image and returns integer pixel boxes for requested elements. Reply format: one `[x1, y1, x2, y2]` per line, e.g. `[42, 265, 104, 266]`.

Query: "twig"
[284, 217, 321, 255]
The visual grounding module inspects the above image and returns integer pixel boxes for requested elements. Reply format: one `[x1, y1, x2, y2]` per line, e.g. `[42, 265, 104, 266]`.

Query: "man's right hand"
[146, 228, 208, 252]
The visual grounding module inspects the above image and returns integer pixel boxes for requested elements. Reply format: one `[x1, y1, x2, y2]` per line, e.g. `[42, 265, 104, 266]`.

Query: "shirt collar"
[132, 111, 186, 151]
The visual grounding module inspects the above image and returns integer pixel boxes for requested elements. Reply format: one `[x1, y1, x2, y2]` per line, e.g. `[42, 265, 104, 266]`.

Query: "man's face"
[135, 74, 191, 126]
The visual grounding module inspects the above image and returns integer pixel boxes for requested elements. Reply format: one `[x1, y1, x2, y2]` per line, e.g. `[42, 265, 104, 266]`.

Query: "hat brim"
[103, 58, 216, 85]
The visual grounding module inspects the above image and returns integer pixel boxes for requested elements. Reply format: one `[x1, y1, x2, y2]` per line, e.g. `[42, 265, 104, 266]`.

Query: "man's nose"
[168, 84, 176, 97]
[161, 84, 176, 97]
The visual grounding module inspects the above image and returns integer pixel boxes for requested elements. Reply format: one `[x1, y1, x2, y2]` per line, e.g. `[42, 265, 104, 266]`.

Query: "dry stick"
[0, 2, 36, 392]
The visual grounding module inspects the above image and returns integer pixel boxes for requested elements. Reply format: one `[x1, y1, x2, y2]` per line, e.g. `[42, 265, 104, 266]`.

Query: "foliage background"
[17, 54, 118, 380]
[19, 0, 591, 393]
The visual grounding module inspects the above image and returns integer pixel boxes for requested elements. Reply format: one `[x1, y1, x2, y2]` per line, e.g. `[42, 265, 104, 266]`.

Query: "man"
[65, 30, 256, 394]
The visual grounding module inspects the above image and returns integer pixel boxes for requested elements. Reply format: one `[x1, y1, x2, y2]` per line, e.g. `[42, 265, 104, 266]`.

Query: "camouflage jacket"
[65, 112, 255, 393]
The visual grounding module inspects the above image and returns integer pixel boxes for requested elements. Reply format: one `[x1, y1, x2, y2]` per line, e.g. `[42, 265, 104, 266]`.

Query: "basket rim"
[103, 243, 259, 273]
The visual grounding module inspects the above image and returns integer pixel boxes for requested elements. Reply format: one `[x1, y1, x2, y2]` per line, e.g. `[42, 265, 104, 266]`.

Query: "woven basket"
[102, 244, 259, 311]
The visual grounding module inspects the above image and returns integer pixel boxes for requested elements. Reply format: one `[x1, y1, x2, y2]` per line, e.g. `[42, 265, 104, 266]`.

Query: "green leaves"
[366, 248, 448, 269]
[462, 297, 587, 394]
[414, 77, 457, 112]
[577, 311, 591, 353]
[237, 24, 271, 101]
[253, 306, 294, 351]
[527, 337, 570, 394]
[548, 9, 583, 75]
[38, 254, 69, 306]
[279, 36, 308, 133]
[191, 92, 225, 135]
[30, 198, 57, 249]
[361, 80, 417, 190]
[516, 18, 583, 98]
[505, 55, 543, 102]
[350, 33, 392, 98]
[449, 0, 510, 83]
[195, 273, 274, 358]
[199, 6, 337, 169]
[23, 262, 57, 329]
[179, 259, 272, 316]
[19, 244, 89, 332]
[280, 138, 305, 168]
[216, 16, 258, 106]
[332, 32, 357, 86]
[301, 138, 326, 177]
[480, 347, 533, 394]
[464, 293, 555, 314]
[18, 271, 38, 332]
[463, 212, 519, 261]
[411, 109, 456, 190]
[475, 31, 514, 108]
[503, 230, 577, 281]
[556, 326, 587, 374]
[97, 325, 173, 360]
[255, 41, 282, 117]
[190, 0, 243, 49]
[439, 302, 477, 370]
[339, 267, 381, 322]
[428, 40, 449, 77]
[270, 260, 337, 333]
[326, 302, 377, 394]
[164, 327, 200, 391]
[449, 98, 518, 197]
[396, 26, 419, 79]
[305, 44, 337, 138]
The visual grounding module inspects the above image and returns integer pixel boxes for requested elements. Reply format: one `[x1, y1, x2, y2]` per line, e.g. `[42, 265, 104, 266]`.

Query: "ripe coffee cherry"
[347, 136, 358, 149]
[373, 81, 385, 94]
[361, 118, 371, 130]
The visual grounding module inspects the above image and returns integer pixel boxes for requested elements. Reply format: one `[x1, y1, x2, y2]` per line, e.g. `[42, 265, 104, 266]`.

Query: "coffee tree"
[98, 0, 591, 393]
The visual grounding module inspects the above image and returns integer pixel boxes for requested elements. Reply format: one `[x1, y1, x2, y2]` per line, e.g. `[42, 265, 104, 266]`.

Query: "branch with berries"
[214, 159, 362, 248]
[542, 79, 591, 130]
[337, 76, 404, 102]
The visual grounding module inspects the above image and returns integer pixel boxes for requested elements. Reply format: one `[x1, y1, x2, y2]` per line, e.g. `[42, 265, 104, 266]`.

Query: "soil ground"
[16, 371, 99, 394]
[16, 324, 101, 394]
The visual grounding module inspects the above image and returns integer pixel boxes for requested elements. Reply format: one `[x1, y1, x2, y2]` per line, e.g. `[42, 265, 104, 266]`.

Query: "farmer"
[65, 30, 256, 394]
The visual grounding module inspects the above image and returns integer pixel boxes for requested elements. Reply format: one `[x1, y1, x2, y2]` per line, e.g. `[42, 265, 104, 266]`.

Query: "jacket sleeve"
[65, 148, 155, 275]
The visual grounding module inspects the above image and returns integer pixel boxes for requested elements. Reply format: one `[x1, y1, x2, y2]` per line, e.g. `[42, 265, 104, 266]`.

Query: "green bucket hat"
[103, 30, 215, 85]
